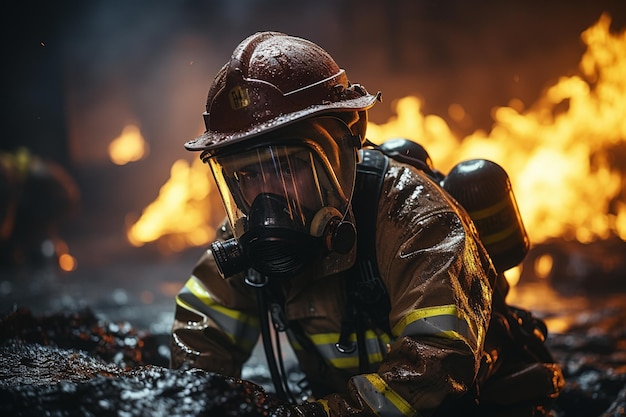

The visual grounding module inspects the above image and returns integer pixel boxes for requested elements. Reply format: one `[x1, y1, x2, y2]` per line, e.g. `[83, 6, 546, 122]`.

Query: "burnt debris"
[0, 307, 283, 417]
[1, 303, 626, 416]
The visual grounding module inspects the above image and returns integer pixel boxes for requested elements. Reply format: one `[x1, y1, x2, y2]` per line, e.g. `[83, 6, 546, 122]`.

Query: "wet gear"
[171, 151, 565, 416]
[173, 30, 563, 417]
[172, 155, 499, 414]
[185, 32, 379, 152]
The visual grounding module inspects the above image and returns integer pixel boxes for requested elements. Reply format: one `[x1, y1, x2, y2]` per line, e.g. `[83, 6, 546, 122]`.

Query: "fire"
[109, 124, 149, 165]
[126, 158, 217, 252]
[368, 13, 626, 244]
[127, 14, 625, 252]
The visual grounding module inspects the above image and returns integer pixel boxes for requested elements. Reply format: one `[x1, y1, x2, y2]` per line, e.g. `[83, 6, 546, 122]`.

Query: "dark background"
[5, 0, 626, 162]
[1, 0, 626, 331]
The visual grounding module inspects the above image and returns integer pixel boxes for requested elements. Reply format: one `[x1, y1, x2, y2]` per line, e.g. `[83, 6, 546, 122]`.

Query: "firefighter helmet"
[184, 31, 380, 152]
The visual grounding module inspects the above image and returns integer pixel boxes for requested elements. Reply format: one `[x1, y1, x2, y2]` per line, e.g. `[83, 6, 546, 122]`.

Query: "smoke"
[6, 0, 626, 244]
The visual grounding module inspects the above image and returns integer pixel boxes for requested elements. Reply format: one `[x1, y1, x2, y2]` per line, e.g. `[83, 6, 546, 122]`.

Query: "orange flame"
[127, 14, 625, 252]
[109, 124, 149, 165]
[369, 13, 626, 244]
[126, 158, 217, 252]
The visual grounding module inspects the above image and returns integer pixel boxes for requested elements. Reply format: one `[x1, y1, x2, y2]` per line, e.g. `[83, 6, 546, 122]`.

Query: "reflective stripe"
[352, 374, 418, 417]
[176, 276, 259, 350]
[392, 305, 478, 351]
[302, 330, 391, 370]
[317, 399, 330, 415]
[468, 197, 509, 220]
[480, 222, 518, 245]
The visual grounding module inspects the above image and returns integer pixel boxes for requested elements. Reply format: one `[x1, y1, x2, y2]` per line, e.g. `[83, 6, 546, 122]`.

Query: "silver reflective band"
[302, 330, 391, 370]
[392, 305, 480, 352]
[351, 374, 418, 417]
[176, 276, 260, 350]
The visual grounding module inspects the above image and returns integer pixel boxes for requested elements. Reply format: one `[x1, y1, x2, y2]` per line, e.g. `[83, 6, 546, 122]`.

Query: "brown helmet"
[184, 31, 380, 152]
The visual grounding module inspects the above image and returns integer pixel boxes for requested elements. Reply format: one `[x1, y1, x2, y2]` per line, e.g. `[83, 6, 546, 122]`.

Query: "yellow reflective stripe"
[309, 330, 390, 345]
[468, 197, 509, 220]
[330, 356, 358, 369]
[392, 305, 458, 336]
[177, 276, 259, 349]
[329, 351, 385, 369]
[392, 304, 476, 349]
[316, 399, 330, 415]
[176, 294, 256, 349]
[185, 277, 259, 327]
[364, 375, 416, 417]
[309, 332, 344, 345]
[352, 374, 417, 417]
[480, 222, 518, 245]
[439, 330, 465, 340]
[303, 330, 389, 370]
[175, 295, 206, 320]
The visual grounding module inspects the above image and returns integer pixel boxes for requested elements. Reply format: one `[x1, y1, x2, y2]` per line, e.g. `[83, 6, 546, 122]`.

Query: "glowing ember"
[58, 253, 77, 272]
[127, 14, 625, 253]
[109, 124, 149, 165]
[54, 239, 77, 272]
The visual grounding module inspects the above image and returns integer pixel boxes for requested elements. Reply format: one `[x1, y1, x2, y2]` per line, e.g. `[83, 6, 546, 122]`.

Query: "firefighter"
[170, 32, 564, 416]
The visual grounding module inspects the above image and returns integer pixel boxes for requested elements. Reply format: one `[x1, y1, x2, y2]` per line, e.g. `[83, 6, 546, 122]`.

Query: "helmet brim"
[184, 92, 380, 152]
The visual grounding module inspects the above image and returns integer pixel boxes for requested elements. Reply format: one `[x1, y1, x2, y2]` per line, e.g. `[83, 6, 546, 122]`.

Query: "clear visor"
[208, 117, 357, 239]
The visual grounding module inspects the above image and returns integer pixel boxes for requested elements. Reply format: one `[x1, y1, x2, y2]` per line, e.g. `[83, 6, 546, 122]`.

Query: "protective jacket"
[171, 158, 562, 416]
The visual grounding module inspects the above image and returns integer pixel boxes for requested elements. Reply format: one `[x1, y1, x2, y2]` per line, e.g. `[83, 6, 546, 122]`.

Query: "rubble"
[1, 300, 626, 416]
[0, 308, 282, 417]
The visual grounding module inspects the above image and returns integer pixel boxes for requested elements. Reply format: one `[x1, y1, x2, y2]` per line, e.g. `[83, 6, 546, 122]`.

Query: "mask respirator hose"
[246, 270, 295, 403]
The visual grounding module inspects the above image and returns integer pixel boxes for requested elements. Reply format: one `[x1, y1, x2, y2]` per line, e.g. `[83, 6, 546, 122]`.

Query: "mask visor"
[210, 143, 349, 239]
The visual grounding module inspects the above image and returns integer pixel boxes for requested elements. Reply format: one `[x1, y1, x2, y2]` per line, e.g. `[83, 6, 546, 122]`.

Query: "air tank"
[442, 159, 529, 273]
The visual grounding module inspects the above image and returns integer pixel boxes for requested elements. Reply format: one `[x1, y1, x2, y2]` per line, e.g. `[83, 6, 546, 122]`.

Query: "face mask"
[212, 193, 324, 280]
[206, 117, 359, 281]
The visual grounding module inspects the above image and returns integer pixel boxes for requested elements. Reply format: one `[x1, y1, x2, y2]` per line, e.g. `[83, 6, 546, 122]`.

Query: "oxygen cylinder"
[442, 159, 529, 273]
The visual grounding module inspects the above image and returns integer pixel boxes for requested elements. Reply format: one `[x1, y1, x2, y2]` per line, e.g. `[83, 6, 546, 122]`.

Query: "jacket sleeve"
[170, 249, 260, 376]
[308, 164, 496, 417]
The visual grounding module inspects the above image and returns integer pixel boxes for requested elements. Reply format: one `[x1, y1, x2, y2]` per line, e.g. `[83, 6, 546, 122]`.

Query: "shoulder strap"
[336, 149, 391, 372]
[350, 149, 389, 306]
[338, 149, 391, 344]
[353, 148, 390, 273]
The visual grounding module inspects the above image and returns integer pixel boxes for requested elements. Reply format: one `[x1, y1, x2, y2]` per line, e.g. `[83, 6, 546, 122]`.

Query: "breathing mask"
[204, 117, 360, 281]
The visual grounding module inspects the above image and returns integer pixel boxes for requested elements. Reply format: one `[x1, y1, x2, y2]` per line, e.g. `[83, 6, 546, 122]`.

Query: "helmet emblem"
[229, 86, 250, 110]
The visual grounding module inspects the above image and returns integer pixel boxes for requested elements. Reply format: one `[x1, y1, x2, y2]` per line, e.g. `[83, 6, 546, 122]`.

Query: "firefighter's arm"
[317, 335, 476, 417]
[319, 169, 492, 416]
[170, 249, 260, 376]
[264, 334, 476, 417]
[273, 223, 492, 415]
[378, 165, 494, 382]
